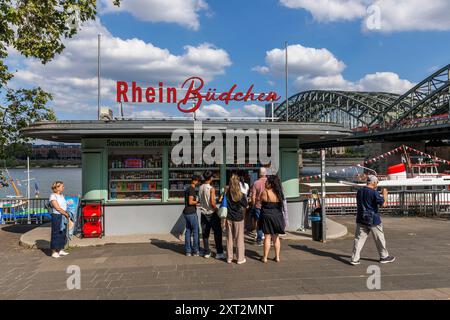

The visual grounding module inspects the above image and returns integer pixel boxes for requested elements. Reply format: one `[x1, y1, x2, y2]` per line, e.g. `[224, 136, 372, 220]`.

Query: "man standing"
[199, 171, 225, 259]
[183, 175, 200, 257]
[251, 167, 267, 246]
[350, 175, 396, 265]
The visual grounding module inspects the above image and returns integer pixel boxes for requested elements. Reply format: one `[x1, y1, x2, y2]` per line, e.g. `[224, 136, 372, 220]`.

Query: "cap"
[367, 175, 379, 184]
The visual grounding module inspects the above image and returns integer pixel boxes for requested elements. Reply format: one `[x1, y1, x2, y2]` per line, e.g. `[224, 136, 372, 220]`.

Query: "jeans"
[184, 213, 200, 254]
[253, 207, 264, 242]
[201, 213, 224, 254]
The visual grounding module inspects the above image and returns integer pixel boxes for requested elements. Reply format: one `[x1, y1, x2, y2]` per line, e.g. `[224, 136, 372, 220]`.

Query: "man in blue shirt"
[350, 175, 396, 265]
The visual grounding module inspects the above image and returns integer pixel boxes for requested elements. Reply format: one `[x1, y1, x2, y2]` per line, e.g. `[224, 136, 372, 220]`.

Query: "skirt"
[50, 213, 67, 250]
[260, 202, 285, 235]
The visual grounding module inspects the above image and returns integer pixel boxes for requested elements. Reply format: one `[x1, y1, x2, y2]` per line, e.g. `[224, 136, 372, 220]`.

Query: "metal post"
[285, 41, 289, 122]
[27, 157, 31, 224]
[97, 33, 101, 120]
[320, 149, 327, 242]
[271, 102, 274, 122]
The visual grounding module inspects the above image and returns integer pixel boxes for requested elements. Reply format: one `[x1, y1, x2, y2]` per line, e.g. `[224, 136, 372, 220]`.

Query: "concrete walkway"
[19, 218, 347, 250]
[1, 216, 450, 300]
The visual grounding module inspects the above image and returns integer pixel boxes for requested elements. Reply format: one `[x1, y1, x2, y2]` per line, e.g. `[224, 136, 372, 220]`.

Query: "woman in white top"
[49, 181, 70, 258]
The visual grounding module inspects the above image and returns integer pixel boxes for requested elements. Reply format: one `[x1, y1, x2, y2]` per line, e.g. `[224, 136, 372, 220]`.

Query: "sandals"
[260, 257, 268, 263]
[273, 257, 280, 262]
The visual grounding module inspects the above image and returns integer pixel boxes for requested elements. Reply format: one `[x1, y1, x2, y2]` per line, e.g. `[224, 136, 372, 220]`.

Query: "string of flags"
[403, 145, 450, 165]
[363, 146, 404, 165]
[300, 144, 450, 182]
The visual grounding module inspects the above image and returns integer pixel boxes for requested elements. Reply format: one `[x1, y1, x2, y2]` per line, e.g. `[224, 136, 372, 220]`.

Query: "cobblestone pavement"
[1, 216, 450, 300]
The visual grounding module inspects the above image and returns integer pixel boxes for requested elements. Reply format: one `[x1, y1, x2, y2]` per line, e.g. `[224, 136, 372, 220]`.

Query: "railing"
[303, 190, 450, 216]
[0, 198, 51, 224]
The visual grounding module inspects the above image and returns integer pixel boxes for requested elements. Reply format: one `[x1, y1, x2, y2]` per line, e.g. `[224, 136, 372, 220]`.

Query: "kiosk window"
[108, 149, 163, 201]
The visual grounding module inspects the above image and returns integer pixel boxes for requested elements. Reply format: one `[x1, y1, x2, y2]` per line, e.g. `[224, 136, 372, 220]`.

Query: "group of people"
[47, 171, 396, 266]
[182, 167, 287, 264]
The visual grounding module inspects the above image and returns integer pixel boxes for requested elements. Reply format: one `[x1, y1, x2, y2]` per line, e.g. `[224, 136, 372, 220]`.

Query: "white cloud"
[257, 43, 414, 94]
[252, 66, 270, 74]
[196, 104, 231, 118]
[256, 44, 345, 78]
[99, 0, 209, 30]
[241, 104, 266, 117]
[292, 71, 413, 93]
[369, 0, 450, 32]
[280, 0, 366, 22]
[356, 72, 414, 93]
[293, 74, 355, 91]
[10, 20, 231, 118]
[129, 109, 166, 118]
[280, 0, 450, 32]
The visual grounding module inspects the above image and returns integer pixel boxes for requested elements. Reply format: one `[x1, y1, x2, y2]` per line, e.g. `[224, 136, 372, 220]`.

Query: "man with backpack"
[350, 175, 396, 265]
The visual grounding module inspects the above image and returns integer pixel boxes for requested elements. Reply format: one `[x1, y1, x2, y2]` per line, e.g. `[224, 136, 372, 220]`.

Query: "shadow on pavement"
[149, 238, 186, 255]
[289, 244, 379, 265]
[0, 224, 40, 234]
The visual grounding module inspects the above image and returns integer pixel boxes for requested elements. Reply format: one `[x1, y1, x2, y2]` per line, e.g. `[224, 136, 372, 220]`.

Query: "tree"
[0, 0, 121, 187]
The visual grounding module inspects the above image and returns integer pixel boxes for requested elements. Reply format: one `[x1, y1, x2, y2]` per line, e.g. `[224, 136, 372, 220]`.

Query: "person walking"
[183, 175, 201, 257]
[199, 171, 225, 259]
[225, 174, 248, 264]
[350, 175, 396, 265]
[49, 181, 71, 259]
[250, 167, 267, 246]
[260, 175, 285, 263]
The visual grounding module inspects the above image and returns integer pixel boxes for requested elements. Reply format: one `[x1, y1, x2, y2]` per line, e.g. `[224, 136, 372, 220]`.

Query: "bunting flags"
[299, 144, 450, 182]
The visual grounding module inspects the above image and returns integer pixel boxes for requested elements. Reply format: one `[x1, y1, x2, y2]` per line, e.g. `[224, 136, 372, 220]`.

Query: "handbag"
[217, 193, 228, 219]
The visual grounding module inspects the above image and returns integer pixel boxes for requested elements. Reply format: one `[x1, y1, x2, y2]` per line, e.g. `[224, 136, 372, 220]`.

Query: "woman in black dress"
[260, 175, 285, 263]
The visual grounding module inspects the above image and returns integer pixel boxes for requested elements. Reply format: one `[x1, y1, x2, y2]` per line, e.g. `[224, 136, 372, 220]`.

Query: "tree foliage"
[0, 0, 120, 185]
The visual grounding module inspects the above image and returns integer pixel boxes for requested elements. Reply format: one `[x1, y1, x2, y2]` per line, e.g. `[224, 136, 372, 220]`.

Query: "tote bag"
[218, 193, 228, 219]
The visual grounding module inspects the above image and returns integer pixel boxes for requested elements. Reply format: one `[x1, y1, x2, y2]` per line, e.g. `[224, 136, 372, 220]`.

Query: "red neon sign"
[116, 77, 281, 113]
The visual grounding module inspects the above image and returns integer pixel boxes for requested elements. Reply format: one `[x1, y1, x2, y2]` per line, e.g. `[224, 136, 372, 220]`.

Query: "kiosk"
[21, 119, 350, 236]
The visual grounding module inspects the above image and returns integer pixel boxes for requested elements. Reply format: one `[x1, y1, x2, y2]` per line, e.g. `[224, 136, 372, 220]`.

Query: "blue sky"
[8, 0, 450, 120]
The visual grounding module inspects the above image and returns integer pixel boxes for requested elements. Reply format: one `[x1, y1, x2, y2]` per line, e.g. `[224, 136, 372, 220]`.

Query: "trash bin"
[309, 208, 322, 241]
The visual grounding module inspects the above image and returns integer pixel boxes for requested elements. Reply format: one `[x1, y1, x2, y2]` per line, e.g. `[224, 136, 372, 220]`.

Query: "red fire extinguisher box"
[80, 200, 104, 238]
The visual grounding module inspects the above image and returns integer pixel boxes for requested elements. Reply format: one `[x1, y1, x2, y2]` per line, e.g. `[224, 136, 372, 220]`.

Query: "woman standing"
[225, 174, 248, 264]
[49, 181, 71, 258]
[260, 175, 285, 263]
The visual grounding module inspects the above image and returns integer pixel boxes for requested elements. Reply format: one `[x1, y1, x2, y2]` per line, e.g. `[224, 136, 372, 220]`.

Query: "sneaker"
[350, 260, 360, 265]
[192, 252, 200, 257]
[51, 252, 60, 259]
[59, 250, 69, 256]
[237, 259, 247, 265]
[215, 253, 226, 260]
[256, 241, 263, 247]
[380, 256, 396, 264]
[185, 253, 192, 257]
[203, 252, 211, 259]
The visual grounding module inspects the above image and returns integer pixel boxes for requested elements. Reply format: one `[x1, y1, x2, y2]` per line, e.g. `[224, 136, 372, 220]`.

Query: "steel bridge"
[274, 64, 450, 146]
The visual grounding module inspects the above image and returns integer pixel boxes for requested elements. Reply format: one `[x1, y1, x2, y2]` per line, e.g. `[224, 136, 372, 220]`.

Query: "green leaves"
[0, 0, 120, 174]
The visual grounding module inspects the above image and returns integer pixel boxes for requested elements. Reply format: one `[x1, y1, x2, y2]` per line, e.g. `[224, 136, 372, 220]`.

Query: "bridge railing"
[302, 190, 450, 216]
[0, 198, 51, 225]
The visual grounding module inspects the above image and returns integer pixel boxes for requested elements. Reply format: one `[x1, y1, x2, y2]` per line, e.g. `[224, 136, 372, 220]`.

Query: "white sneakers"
[59, 250, 69, 256]
[51, 250, 69, 258]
